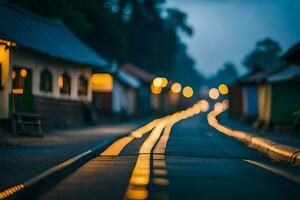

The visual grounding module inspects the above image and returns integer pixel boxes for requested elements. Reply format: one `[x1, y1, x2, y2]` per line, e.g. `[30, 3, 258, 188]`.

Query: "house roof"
[267, 65, 300, 83]
[0, 2, 108, 68]
[115, 70, 141, 89]
[238, 63, 287, 84]
[121, 63, 155, 84]
[281, 42, 300, 66]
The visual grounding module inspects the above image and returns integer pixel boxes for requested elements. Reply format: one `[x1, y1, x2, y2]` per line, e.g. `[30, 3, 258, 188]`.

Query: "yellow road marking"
[0, 184, 24, 199]
[125, 100, 208, 199]
[139, 119, 170, 154]
[101, 136, 135, 156]
[125, 120, 170, 200]
[244, 159, 300, 184]
[100, 119, 162, 156]
[153, 122, 174, 154]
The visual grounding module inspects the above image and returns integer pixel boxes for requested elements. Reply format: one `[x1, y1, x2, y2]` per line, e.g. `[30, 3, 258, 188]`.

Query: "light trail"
[208, 100, 300, 184]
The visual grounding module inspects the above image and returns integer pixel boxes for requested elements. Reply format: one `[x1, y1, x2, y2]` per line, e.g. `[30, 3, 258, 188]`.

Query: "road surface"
[17, 107, 300, 199]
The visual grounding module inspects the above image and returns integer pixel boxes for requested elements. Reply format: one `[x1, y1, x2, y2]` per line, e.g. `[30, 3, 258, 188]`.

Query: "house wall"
[137, 85, 151, 115]
[162, 90, 173, 113]
[112, 79, 124, 114]
[271, 81, 300, 125]
[122, 88, 136, 116]
[257, 83, 272, 124]
[0, 48, 94, 125]
[33, 96, 88, 126]
[11, 49, 92, 102]
[169, 92, 179, 111]
[0, 45, 11, 120]
[92, 92, 112, 115]
[151, 94, 160, 112]
[229, 83, 243, 119]
[242, 85, 258, 119]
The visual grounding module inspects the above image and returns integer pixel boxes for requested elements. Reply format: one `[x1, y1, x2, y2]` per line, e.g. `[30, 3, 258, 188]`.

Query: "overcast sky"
[167, 0, 300, 77]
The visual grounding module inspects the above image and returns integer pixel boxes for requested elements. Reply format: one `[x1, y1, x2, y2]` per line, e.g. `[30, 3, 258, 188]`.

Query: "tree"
[170, 44, 204, 95]
[243, 38, 282, 71]
[10, 0, 129, 62]
[207, 62, 239, 87]
[10, 0, 194, 74]
[119, 1, 193, 74]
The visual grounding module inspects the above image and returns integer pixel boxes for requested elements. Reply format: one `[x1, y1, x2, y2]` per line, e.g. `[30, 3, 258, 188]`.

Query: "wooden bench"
[12, 113, 42, 136]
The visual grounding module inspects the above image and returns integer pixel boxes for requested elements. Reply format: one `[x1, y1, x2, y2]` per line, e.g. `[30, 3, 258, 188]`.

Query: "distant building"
[91, 69, 140, 118]
[0, 2, 108, 129]
[121, 63, 154, 115]
[237, 64, 286, 123]
[230, 42, 300, 131]
[265, 65, 300, 129]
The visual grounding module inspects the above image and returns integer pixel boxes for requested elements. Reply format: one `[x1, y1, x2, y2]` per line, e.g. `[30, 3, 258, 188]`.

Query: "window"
[78, 75, 88, 96]
[59, 72, 71, 95]
[12, 68, 27, 94]
[40, 68, 52, 93]
[92, 73, 113, 92]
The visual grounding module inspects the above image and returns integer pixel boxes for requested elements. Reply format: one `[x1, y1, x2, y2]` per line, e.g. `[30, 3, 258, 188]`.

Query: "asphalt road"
[35, 112, 300, 200]
[0, 118, 150, 191]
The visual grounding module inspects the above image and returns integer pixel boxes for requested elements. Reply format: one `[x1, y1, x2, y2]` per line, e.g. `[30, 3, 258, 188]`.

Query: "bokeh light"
[12, 70, 16, 79]
[151, 84, 162, 95]
[153, 77, 163, 88]
[171, 82, 182, 93]
[218, 84, 229, 95]
[161, 78, 168, 88]
[199, 100, 209, 112]
[214, 102, 223, 112]
[20, 69, 27, 78]
[209, 88, 219, 100]
[183, 86, 193, 98]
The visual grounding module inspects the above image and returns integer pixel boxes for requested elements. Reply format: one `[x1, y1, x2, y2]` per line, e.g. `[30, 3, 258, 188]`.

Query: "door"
[12, 67, 33, 113]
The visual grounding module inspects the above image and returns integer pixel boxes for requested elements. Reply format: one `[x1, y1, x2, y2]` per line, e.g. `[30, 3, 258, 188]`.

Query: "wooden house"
[0, 2, 108, 130]
[121, 64, 179, 114]
[228, 82, 243, 119]
[260, 43, 300, 129]
[238, 65, 285, 123]
[265, 65, 300, 129]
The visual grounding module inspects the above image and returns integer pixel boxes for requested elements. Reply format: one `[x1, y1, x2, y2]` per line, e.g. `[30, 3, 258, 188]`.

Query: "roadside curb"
[208, 109, 300, 167]
[1, 134, 125, 199]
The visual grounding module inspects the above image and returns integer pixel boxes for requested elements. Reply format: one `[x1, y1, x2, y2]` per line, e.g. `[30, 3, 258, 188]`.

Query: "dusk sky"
[167, 0, 300, 77]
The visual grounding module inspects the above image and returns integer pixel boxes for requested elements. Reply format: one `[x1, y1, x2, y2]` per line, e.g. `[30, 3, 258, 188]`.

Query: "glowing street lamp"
[151, 84, 162, 95]
[161, 78, 168, 88]
[171, 82, 182, 93]
[153, 77, 168, 88]
[218, 84, 229, 95]
[183, 86, 193, 98]
[153, 77, 163, 88]
[209, 88, 219, 100]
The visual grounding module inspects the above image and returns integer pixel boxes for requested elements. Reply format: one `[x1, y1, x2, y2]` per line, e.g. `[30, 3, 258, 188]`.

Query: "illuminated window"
[59, 72, 71, 95]
[12, 68, 26, 93]
[92, 73, 113, 92]
[0, 63, 2, 89]
[78, 75, 88, 96]
[40, 68, 52, 93]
